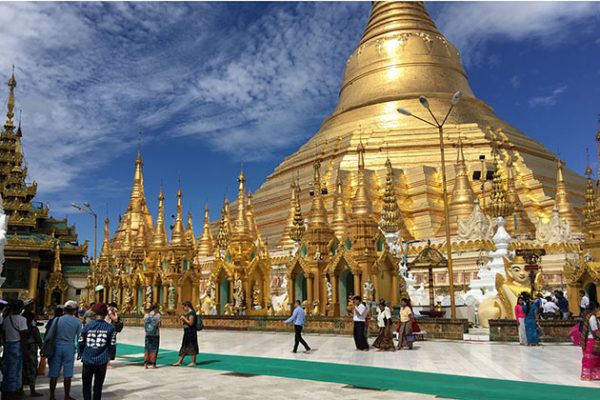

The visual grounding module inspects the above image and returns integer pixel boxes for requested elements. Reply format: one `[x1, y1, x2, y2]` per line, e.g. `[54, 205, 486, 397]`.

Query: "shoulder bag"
[41, 316, 60, 358]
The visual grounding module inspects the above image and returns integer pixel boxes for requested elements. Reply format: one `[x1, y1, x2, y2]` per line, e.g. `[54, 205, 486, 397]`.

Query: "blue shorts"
[48, 343, 76, 378]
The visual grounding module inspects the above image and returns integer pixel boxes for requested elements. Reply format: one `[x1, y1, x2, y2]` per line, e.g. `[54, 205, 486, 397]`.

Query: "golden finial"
[486, 148, 513, 217]
[170, 187, 185, 245]
[53, 240, 62, 273]
[186, 211, 196, 248]
[4, 66, 16, 130]
[380, 158, 403, 233]
[279, 180, 303, 247]
[332, 175, 348, 240]
[216, 198, 231, 251]
[585, 148, 593, 177]
[290, 182, 305, 242]
[198, 203, 214, 257]
[585, 152, 595, 224]
[151, 187, 168, 248]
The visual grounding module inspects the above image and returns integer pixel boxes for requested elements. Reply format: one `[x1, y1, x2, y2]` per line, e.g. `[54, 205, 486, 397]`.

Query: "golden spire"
[584, 154, 595, 224]
[53, 240, 62, 272]
[134, 217, 147, 250]
[231, 170, 251, 241]
[335, 1, 474, 116]
[216, 198, 231, 251]
[170, 188, 186, 245]
[290, 181, 305, 242]
[443, 136, 477, 234]
[99, 217, 110, 259]
[197, 204, 214, 257]
[151, 188, 168, 248]
[332, 176, 348, 240]
[504, 158, 534, 236]
[307, 158, 330, 228]
[351, 140, 373, 217]
[186, 211, 196, 248]
[4, 67, 16, 130]
[278, 180, 301, 248]
[120, 214, 132, 254]
[486, 149, 513, 218]
[555, 158, 580, 229]
[246, 192, 260, 240]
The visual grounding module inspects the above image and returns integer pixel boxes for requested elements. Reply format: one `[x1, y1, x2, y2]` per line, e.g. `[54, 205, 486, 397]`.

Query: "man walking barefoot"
[284, 300, 311, 354]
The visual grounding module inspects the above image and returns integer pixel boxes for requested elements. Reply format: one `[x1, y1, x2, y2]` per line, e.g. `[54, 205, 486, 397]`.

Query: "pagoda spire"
[4, 67, 16, 130]
[197, 204, 215, 257]
[351, 140, 373, 218]
[53, 240, 62, 273]
[99, 217, 110, 259]
[380, 157, 412, 239]
[151, 188, 168, 248]
[332, 176, 348, 241]
[186, 211, 196, 249]
[307, 158, 329, 228]
[555, 158, 581, 229]
[231, 170, 250, 240]
[486, 149, 513, 218]
[216, 197, 231, 251]
[584, 155, 595, 225]
[441, 136, 477, 235]
[278, 180, 301, 248]
[246, 192, 260, 240]
[504, 158, 534, 237]
[170, 188, 186, 245]
[134, 217, 147, 251]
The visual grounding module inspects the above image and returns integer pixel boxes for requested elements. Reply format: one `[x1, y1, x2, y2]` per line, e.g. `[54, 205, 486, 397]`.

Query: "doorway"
[338, 267, 354, 316]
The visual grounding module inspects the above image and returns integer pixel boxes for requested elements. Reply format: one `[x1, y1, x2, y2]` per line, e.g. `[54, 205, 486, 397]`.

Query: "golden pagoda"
[0, 69, 89, 305]
[249, 1, 584, 247]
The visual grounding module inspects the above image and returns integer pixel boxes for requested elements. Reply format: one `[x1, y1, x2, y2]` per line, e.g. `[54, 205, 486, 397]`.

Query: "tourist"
[47, 300, 82, 400]
[554, 291, 570, 320]
[83, 302, 95, 324]
[1, 300, 28, 399]
[352, 295, 369, 351]
[105, 303, 120, 368]
[372, 300, 394, 351]
[580, 290, 590, 316]
[397, 298, 415, 350]
[46, 306, 64, 331]
[143, 303, 161, 368]
[542, 297, 560, 320]
[521, 292, 540, 346]
[22, 311, 43, 397]
[580, 301, 600, 381]
[515, 296, 527, 346]
[173, 301, 199, 366]
[284, 300, 311, 354]
[78, 302, 117, 400]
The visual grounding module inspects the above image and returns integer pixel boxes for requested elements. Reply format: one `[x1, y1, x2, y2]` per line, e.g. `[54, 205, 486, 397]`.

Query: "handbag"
[37, 356, 47, 376]
[41, 316, 60, 358]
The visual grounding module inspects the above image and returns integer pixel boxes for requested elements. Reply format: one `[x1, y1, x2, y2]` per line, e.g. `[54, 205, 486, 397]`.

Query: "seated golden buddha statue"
[478, 255, 542, 328]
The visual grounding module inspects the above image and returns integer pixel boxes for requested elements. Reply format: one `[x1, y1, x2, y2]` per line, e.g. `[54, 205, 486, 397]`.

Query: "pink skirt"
[569, 324, 581, 346]
[582, 338, 600, 380]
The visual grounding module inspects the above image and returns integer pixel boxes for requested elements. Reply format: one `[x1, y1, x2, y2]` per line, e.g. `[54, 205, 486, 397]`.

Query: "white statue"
[168, 285, 176, 310]
[457, 199, 493, 241]
[535, 206, 571, 244]
[362, 280, 374, 302]
[326, 280, 333, 305]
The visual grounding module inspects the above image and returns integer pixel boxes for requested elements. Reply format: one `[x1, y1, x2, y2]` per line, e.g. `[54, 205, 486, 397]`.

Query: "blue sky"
[1, 1, 599, 258]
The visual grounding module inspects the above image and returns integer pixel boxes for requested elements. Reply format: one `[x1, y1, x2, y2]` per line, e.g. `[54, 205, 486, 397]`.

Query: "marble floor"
[31, 327, 599, 400]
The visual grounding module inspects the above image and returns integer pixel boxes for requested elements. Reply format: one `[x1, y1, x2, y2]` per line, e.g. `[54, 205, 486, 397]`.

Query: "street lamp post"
[71, 202, 98, 265]
[397, 91, 462, 320]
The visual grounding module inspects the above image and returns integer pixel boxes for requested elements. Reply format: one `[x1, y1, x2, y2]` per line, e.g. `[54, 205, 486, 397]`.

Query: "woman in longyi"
[478, 256, 542, 328]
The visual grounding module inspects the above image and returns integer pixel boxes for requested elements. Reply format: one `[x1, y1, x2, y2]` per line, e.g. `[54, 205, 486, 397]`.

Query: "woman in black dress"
[173, 301, 198, 366]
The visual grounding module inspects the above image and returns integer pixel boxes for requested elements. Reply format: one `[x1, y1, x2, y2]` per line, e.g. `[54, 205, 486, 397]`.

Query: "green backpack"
[195, 313, 204, 332]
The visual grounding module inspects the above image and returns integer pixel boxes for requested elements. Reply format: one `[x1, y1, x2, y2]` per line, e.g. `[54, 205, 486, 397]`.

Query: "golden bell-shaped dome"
[334, 1, 474, 115]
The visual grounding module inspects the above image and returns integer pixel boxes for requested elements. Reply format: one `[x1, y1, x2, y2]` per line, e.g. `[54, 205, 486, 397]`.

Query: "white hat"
[23, 299, 34, 307]
[64, 300, 78, 310]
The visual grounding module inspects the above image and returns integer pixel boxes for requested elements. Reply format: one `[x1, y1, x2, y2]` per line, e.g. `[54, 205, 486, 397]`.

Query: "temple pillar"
[162, 286, 168, 308]
[307, 274, 314, 311]
[353, 273, 361, 298]
[228, 278, 234, 306]
[287, 275, 294, 310]
[567, 283, 581, 316]
[192, 285, 199, 308]
[177, 286, 183, 311]
[153, 286, 159, 305]
[391, 273, 399, 306]
[28, 259, 40, 300]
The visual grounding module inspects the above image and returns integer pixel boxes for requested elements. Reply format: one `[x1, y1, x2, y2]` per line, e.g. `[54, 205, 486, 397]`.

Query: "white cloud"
[0, 2, 368, 197]
[432, 2, 600, 66]
[528, 85, 567, 107]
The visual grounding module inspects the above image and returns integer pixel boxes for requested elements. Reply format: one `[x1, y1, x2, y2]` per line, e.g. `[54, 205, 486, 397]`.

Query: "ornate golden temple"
[0, 69, 90, 306]
[88, 1, 592, 316]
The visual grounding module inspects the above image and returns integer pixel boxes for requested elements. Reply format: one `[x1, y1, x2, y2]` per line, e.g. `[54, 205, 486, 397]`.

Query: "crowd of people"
[1, 288, 598, 400]
[0, 299, 119, 400]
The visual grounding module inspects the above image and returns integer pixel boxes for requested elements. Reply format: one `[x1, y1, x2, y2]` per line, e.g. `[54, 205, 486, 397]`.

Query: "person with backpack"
[172, 301, 199, 366]
[143, 303, 161, 369]
[1, 300, 29, 400]
[78, 302, 116, 400]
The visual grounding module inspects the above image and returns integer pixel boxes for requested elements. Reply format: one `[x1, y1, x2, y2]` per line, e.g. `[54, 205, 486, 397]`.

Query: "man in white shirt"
[580, 290, 590, 316]
[542, 298, 560, 320]
[352, 295, 369, 351]
[1, 300, 29, 397]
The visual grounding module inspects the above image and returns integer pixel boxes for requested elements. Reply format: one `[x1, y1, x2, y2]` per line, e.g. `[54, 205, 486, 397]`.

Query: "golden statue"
[478, 256, 540, 328]
[312, 300, 320, 316]
[201, 295, 214, 315]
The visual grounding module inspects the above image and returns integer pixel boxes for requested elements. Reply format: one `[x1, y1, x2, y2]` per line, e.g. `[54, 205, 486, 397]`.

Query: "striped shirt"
[78, 319, 116, 365]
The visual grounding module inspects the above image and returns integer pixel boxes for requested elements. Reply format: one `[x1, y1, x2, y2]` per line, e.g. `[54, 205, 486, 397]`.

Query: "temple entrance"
[584, 283, 598, 303]
[51, 290, 62, 306]
[294, 271, 307, 303]
[338, 267, 354, 316]
[182, 277, 193, 304]
[219, 278, 230, 314]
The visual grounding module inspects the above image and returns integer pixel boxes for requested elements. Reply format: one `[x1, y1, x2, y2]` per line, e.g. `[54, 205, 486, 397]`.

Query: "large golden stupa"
[250, 1, 584, 244]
